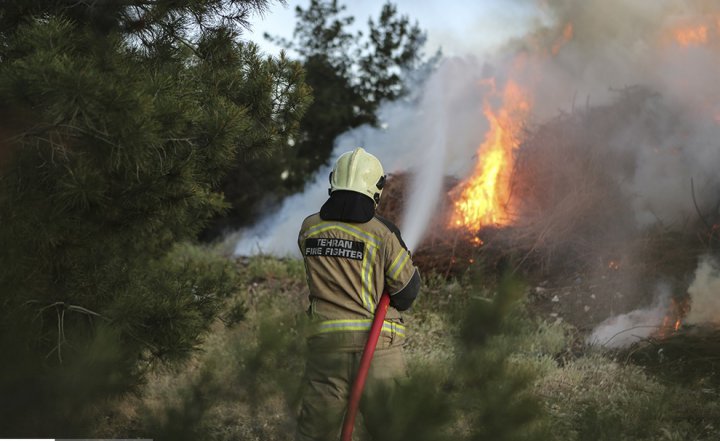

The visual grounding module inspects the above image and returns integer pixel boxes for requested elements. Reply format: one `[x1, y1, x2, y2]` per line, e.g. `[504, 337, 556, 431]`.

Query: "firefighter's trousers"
[295, 331, 406, 441]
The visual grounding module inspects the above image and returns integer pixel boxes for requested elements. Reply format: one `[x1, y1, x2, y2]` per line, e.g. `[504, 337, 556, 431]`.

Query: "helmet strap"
[376, 175, 386, 190]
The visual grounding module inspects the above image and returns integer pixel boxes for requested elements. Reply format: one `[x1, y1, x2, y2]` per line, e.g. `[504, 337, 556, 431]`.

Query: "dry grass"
[536, 351, 720, 440]
[624, 325, 720, 387]
[93, 255, 720, 441]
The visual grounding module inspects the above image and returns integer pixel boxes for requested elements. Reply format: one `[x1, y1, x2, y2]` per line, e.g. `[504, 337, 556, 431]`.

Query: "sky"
[245, 0, 542, 57]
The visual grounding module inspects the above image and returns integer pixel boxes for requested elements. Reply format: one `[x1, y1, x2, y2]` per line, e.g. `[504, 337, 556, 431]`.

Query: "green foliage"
[90, 256, 720, 440]
[361, 367, 453, 441]
[0, 0, 308, 436]
[0, 322, 136, 436]
[627, 329, 720, 389]
[109, 244, 241, 364]
[243, 255, 307, 282]
[139, 309, 307, 441]
[116, 265, 551, 441]
[448, 276, 551, 441]
[536, 353, 720, 440]
[0, 241, 240, 436]
[274, 0, 434, 108]
[358, 2, 433, 106]
[361, 274, 551, 441]
[220, 298, 249, 327]
[197, 37, 312, 236]
[248, 0, 440, 214]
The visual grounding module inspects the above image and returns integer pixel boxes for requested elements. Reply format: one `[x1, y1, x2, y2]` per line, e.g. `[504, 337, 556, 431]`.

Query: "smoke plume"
[233, 58, 489, 255]
[235, 0, 720, 261]
[589, 255, 720, 348]
[588, 283, 673, 348]
[685, 256, 720, 326]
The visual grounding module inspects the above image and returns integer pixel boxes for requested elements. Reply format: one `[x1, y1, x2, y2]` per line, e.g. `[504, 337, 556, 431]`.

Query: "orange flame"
[552, 23, 574, 55]
[673, 24, 709, 46]
[450, 80, 531, 231]
[657, 296, 690, 338]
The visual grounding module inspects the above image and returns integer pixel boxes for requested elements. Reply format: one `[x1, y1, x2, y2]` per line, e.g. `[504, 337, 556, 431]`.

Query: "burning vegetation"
[382, 86, 715, 277]
[383, 4, 720, 354]
[667, 14, 720, 47]
[380, 35, 718, 343]
[448, 79, 530, 231]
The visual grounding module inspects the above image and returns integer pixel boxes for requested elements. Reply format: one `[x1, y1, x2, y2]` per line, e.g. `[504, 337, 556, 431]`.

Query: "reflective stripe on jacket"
[298, 213, 419, 344]
[310, 318, 406, 338]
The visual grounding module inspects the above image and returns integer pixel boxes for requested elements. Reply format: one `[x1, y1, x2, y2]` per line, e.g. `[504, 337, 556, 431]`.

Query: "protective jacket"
[298, 191, 421, 351]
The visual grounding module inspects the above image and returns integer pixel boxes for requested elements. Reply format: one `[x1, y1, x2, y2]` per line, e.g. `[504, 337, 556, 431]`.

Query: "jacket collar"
[319, 191, 375, 223]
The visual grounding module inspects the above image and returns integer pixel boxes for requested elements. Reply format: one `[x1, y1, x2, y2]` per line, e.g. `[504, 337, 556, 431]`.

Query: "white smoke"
[512, 0, 720, 227]
[235, 0, 720, 257]
[233, 57, 490, 256]
[590, 255, 720, 348]
[685, 256, 720, 326]
[588, 283, 673, 348]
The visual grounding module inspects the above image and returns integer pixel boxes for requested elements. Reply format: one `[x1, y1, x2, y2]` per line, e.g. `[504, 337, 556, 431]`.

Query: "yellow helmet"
[329, 147, 386, 205]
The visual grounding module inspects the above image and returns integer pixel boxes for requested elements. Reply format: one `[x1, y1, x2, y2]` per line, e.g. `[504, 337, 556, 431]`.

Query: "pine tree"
[273, 0, 438, 175]
[0, 0, 310, 436]
[363, 275, 551, 441]
[199, 0, 439, 236]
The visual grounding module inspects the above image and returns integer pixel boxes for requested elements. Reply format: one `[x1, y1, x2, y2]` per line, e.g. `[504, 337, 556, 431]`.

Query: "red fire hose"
[340, 291, 391, 441]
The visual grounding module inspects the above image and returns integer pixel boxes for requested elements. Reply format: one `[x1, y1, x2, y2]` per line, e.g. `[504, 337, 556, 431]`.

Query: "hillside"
[94, 254, 720, 441]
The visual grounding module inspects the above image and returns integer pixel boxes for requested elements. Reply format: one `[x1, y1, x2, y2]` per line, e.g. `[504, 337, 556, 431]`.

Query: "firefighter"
[296, 147, 421, 441]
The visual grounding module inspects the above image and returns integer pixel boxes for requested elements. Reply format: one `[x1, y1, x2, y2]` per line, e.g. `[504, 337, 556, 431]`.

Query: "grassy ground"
[97, 255, 720, 440]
